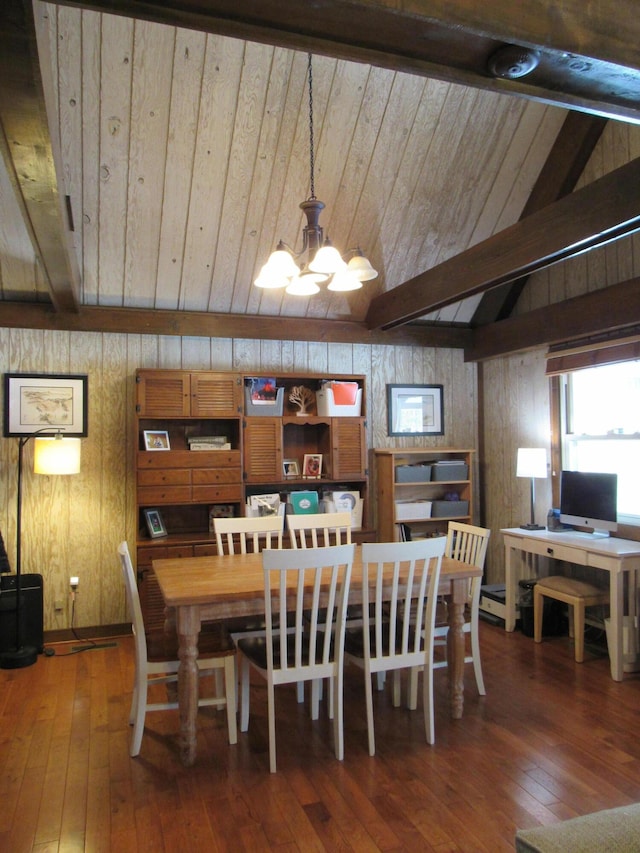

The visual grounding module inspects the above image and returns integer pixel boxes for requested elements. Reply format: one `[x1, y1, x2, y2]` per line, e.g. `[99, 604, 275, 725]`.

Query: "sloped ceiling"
[1, 0, 639, 356]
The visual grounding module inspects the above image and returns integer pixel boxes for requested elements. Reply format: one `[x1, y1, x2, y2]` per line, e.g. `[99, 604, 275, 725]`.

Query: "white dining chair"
[344, 537, 445, 755]
[287, 510, 354, 711]
[118, 541, 237, 757]
[213, 513, 284, 555]
[435, 521, 490, 693]
[236, 543, 355, 773]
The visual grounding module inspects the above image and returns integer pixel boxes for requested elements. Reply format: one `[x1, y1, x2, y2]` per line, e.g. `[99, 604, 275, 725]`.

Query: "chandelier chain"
[307, 53, 316, 201]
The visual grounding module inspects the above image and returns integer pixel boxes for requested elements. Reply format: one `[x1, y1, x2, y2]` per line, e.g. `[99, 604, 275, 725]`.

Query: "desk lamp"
[0, 432, 81, 669]
[516, 448, 547, 531]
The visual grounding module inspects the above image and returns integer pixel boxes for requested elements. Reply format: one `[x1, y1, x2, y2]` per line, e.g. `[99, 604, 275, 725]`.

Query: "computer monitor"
[559, 470, 618, 536]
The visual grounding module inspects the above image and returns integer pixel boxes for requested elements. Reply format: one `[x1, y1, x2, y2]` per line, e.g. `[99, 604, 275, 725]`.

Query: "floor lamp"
[516, 448, 547, 531]
[0, 431, 81, 670]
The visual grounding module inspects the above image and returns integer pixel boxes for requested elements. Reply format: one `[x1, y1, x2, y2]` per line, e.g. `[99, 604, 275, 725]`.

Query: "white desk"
[501, 528, 640, 681]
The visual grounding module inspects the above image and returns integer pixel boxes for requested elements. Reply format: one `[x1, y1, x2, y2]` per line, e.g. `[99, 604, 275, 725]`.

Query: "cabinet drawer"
[192, 468, 240, 485]
[137, 469, 191, 486]
[192, 484, 242, 502]
[193, 543, 218, 557]
[138, 485, 192, 504]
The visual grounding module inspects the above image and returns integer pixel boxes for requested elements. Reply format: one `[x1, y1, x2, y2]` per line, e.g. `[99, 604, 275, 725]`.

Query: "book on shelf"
[189, 442, 231, 450]
[248, 493, 281, 516]
[289, 490, 319, 515]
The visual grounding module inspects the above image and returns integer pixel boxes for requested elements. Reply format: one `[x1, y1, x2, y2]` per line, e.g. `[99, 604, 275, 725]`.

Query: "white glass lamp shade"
[347, 252, 378, 281]
[327, 269, 363, 292]
[516, 448, 547, 479]
[309, 243, 347, 275]
[33, 436, 81, 475]
[285, 273, 321, 296]
[265, 248, 300, 279]
[254, 264, 289, 289]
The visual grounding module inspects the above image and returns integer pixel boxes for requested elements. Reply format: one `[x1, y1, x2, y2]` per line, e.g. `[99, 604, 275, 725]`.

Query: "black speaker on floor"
[0, 573, 44, 655]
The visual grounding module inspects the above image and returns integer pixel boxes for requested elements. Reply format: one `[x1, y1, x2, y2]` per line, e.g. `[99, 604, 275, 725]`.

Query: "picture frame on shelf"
[3, 372, 88, 437]
[283, 459, 300, 478]
[303, 453, 322, 479]
[143, 429, 170, 450]
[387, 384, 444, 436]
[144, 508, 167, 538]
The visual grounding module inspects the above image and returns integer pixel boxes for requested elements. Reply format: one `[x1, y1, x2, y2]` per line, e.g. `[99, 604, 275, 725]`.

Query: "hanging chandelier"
[254, 54, 378, 296]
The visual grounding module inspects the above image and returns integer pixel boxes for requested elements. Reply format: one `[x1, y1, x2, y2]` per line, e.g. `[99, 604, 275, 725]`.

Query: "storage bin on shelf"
[395, 464, 432, 483]
[316, 383, 362, 417]
[244, 385, 284, 416]
[431, 499, 468, 517]
[431, 461, 468, 481]
[394, 500, 432, 521]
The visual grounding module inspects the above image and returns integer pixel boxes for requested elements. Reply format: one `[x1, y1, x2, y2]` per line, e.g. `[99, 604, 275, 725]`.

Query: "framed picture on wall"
[3, 373, 88, 437]
[387, 384, 444, 436]
[144, 508, 167, 539]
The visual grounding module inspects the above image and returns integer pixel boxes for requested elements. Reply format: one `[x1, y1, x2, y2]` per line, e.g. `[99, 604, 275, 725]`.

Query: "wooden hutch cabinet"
[134, 369, 372, 621]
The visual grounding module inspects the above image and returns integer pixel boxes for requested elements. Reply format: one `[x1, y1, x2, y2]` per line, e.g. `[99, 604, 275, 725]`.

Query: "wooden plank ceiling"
[1, 0, 639, 355]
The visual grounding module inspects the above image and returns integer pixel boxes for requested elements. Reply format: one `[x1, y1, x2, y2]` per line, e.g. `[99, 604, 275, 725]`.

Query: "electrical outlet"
[54, 599, 64, 612]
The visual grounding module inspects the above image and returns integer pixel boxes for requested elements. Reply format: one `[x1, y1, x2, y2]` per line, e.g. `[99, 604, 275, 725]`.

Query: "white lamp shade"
[347, 253, 378, 281]
[285, 273, 321, 296]
[309, 244, 347, 275]
[516, 448, 547, 479]
[33, 436, 81, 475]
[254, 264, 289, 289]
[264, 248, 300, 279]
[327, 269, 363, 292]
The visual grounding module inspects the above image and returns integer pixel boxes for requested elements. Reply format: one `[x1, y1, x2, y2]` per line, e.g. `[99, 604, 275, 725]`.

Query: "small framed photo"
[144, 508, 167, 539]
[303, 453, 322, 479]
[3, 372, 88, 437]
[283, 459, 300, 478]
[143, 430, 170, 451]
[387, 384, 444, 436]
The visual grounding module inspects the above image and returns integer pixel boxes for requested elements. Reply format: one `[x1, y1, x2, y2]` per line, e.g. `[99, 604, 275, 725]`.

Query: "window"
[561, 361, 640, 525]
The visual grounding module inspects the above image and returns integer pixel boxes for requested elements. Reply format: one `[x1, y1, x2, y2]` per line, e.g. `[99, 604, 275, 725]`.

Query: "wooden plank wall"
[481, 119, 640, 583]
[0, 332, 476, 631]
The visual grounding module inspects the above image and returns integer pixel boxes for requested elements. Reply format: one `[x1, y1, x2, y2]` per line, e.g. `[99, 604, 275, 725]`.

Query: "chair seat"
[236, 634, 336, 671]
[344, 622, 423, 659]
[535, 575, 608, 600]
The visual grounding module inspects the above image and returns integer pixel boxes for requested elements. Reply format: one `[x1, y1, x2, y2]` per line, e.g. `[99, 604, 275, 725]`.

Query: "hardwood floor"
[2, 621, 640, 852]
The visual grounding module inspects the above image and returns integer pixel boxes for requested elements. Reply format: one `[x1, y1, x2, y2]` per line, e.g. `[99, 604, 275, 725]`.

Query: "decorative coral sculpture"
[289, 385, 315, 416]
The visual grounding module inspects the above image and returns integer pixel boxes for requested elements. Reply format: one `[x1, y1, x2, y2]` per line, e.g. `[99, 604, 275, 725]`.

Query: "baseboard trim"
[44, 623, 131, 644]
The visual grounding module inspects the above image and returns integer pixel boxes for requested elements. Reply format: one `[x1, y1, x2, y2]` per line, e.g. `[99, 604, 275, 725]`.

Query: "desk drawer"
[512, 537, 587, 565]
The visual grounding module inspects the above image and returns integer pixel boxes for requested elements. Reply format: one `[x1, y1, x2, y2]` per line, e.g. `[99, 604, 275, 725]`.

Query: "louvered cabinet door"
[243, 419, 283, 483]
[331, 417, 366, 478]
[136, 370, 191, 417]
[190, 372, 241, 417]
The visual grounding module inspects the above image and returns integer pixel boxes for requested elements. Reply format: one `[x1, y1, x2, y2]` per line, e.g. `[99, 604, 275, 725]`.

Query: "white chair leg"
[240, 657, 251, 733]
[470, 622, 486, 695]
[332, 672, 345, 761]
[296, 681, 304, 703]
[267, 679, 277, 773]
[376, 671, 385, 691]
[364, 668, 376, 756]
[130, 677, 148, 757]
[392, 670, 402, 707]
[327, 676, 334, 720]
[311, 679, 321, 720]
[214, 668, 224, 707]
[223, 657, 238, 745]
[407, 666, 419, 710]
[423, 660, 435, 746]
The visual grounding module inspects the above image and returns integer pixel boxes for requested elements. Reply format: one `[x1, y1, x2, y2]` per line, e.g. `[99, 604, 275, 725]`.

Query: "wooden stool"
[533, 576, 609, 662]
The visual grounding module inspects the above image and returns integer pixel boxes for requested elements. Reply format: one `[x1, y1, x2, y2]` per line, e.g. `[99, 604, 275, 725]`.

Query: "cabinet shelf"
[374, 447, 475, 541]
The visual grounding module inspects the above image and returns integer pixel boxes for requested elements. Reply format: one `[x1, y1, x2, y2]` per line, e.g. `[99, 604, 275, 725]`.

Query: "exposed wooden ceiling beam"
[466, 277, 640, 361]
[472, 111, 608, 326]
[53, 0, 640, 123]
[366, 157, 640, 330]
[0, 301, 472, 349]
[0, 0, 80, 313]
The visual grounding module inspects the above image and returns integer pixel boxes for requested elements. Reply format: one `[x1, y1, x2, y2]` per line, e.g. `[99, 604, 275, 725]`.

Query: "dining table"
[153, 548, 482, 766]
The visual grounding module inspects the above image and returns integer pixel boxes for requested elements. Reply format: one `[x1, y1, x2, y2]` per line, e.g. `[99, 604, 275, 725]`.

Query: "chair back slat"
[361, 538, 446, 666]
[262, 544, 355, 679]
[286, 511, 352, 549]
[214, 514, 284, 555]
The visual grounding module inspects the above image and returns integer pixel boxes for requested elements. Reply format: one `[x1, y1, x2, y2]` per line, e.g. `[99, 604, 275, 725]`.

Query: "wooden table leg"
[176, 604, 200, 766]
[447, 579, 466, 719]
